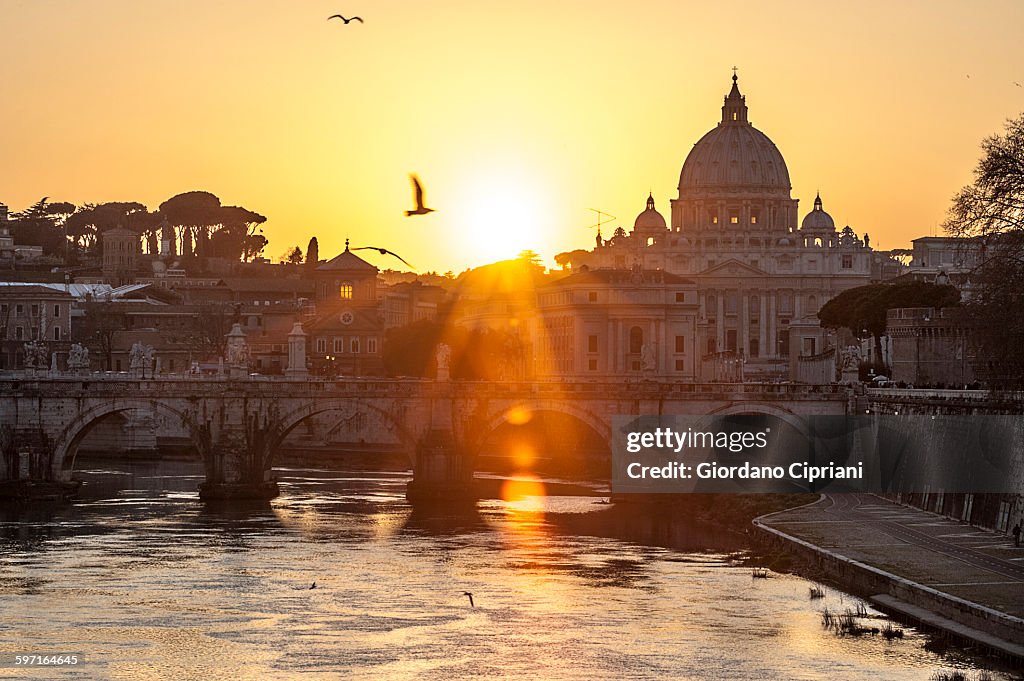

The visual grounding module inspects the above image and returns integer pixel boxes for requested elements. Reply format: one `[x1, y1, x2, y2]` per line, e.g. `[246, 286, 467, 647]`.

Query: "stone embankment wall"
[753, 518, 1024, 658]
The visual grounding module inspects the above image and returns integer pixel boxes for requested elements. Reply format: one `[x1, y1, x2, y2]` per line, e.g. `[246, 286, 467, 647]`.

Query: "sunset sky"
[2, 0, 1023, 272]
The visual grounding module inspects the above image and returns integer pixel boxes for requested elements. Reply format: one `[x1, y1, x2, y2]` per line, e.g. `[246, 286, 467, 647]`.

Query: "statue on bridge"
[129, 342, 155, 378]
[22, 341, 49, 372]
[225, 322, 251, 379]
[436, 342, 451, 382]
[67, 343, 90, 374]
[839, 345, 861, 384]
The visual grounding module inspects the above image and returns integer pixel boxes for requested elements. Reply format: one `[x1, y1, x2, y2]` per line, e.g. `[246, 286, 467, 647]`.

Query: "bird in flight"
[310, 582, 317, 590]
[328, 14, 363, 24]
[353, 246, 415, 269]
[406, 174, 436, 216]
[462, 591, 475, 608]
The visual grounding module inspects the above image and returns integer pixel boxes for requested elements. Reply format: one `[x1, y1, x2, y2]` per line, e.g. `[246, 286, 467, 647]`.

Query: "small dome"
[801, 193, 836, 232]
[633, 194, 667, 231]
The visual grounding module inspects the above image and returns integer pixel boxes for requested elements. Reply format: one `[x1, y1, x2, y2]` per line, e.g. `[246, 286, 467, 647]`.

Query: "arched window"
[339, 282, 353, 299]
[629, 326, 644, 354]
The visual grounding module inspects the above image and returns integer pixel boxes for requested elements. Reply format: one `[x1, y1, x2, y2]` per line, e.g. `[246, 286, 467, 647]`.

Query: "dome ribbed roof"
[678, 75, 792, 195]
[800, 193, 836, 231]
[633, 194, 667, 231]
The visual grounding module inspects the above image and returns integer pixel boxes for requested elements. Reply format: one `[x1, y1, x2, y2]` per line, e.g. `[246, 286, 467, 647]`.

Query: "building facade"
[569, 75, 901, 381]
[305, 242, 385, 376]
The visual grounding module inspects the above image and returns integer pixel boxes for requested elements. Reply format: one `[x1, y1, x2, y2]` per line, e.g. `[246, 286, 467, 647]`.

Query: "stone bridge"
[0, 376, 851, 502]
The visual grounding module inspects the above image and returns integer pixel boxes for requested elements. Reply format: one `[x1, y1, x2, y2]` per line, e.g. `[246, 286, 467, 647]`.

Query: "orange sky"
[1, 0, 1023, 272]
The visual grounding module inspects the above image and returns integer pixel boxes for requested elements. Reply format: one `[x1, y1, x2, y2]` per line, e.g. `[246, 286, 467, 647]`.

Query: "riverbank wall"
[753, 504, 1024, 662]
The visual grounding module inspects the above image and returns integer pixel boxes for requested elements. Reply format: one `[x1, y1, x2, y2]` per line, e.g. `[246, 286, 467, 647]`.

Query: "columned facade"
[571, 74, 883, 381]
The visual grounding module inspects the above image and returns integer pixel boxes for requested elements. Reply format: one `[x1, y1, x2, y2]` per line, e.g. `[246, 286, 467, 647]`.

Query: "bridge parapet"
[867, 388, 1024, 414]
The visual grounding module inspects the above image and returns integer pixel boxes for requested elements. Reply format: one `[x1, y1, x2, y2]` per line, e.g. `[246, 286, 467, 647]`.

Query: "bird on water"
[352, 246, 415, 269]
[406, 174, 436, 216]
[328, 14, 363, 24]
[463, 591, 474, 608]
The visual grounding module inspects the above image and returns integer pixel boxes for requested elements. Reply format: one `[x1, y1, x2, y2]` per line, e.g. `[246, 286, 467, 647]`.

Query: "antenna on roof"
[585, 208, 616, 233]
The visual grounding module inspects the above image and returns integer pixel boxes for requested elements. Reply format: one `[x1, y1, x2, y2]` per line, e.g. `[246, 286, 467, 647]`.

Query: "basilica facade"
[567, 75, 898, 381]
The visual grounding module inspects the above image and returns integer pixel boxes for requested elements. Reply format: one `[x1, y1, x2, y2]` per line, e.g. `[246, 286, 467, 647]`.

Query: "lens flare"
[505, 405, 533, 426]
[500, 476, 546, 514]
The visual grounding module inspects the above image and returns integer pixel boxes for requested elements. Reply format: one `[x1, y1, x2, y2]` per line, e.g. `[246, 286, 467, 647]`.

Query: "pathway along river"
[0, 458, 1018, 680]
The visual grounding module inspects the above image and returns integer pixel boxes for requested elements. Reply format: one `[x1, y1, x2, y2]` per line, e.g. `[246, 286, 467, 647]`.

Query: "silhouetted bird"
[352, 246, 415, 269]
[328, 14, 363, 24]
[406, 174, 436, 216]
[1015, 82, 1022, 87]
[310, 582, 317, 590]
[462, 591, 474, 608]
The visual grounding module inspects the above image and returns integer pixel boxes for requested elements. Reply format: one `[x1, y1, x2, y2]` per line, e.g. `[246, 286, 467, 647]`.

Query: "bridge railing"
[0, 373, 851, 399]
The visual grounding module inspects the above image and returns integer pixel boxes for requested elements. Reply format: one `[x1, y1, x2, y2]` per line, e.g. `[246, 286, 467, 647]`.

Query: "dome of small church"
[633, 194, 667, 231]
[678, 75, 792, 195]
[800, 193, 836, 232]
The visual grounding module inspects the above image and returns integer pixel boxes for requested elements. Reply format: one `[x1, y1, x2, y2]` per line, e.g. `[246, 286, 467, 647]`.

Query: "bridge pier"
[0, 426, 80, 502]
[196, 415, 281, 502]
[406, 429, 477, 504]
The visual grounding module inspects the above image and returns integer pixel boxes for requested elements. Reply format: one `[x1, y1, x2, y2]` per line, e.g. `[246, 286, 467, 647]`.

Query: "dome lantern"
[722, 72, 748, 124]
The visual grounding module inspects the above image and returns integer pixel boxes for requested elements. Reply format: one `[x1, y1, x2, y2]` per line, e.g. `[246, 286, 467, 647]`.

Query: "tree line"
[7, 191, 267, 265]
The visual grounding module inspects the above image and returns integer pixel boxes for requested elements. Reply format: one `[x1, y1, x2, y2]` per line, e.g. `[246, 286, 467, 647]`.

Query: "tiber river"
[0, 457, 1019, 680]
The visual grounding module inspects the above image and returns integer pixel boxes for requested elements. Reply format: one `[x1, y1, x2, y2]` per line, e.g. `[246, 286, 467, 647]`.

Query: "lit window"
[751, 214, 758, 224]
[339, 282, 353, 299]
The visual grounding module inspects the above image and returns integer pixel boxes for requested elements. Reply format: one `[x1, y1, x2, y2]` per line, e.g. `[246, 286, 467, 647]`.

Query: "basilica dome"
[678, 75, 792, 194]
[633, 194, 667, 231]
[800, 193, 835, 231]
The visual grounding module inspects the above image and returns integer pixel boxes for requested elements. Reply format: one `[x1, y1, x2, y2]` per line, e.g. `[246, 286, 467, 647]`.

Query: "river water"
[0, 459, 1017, 680]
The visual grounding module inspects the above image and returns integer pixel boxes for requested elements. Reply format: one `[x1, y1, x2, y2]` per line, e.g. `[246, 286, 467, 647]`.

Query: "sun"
[452, 171, 552, 265]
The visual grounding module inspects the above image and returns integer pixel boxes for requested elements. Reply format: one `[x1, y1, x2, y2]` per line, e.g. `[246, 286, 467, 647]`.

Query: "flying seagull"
[328, 14, 363, 24]
[462, 591, 474, 608]
[406, 174, 436, 216]
[353, 246, 415, 269]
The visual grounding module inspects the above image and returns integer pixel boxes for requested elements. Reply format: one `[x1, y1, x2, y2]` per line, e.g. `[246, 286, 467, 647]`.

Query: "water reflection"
[0, 458, 1017, 680]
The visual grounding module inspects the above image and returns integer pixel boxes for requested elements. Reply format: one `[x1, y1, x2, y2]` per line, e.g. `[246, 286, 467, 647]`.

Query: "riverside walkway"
[756, 493, 1024, 659]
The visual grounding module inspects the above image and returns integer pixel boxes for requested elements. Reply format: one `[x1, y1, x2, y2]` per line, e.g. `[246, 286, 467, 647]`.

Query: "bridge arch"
[50, 398, 202, 479]
[478, 400, 612, 447]
[470, 400, 613, 476]
[268, 398, 423, 468]
[704, 402, 810, 437]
